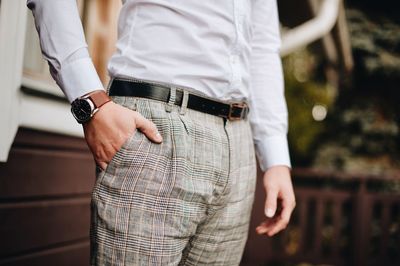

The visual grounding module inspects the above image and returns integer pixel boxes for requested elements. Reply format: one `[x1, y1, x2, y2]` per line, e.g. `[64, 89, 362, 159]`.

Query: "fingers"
[255, 217, 277, 235]
[257, 195, 296, 237]
[97, 161, 107, 171]
[265, 197, 294, 236]
[133, 112, 163, 143]
[84, 103, 163, 172]
[264, 186, 278, 218]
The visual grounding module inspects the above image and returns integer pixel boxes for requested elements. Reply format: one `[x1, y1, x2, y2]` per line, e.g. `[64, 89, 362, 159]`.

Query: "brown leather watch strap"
[86, 90, 111, 109]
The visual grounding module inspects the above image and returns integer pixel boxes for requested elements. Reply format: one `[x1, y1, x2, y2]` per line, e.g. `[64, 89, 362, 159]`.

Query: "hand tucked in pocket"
[82, 101, 163, 171]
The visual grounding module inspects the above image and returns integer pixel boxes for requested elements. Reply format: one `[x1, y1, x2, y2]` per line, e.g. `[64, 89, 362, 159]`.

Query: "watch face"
[71, 99, 92, 123]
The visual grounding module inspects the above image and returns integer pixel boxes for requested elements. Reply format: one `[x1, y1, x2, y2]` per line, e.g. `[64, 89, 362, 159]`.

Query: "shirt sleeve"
[248, 0, 291, 172]
[27, 0, 104, 103]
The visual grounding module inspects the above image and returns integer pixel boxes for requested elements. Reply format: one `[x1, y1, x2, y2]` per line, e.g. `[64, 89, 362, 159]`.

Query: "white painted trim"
[280, 0, 341, 57]
[19, 93, 83, 138]
[0, 1, 83, 163]
[21, 76, 65, 98]
[0, 0, 27, 161]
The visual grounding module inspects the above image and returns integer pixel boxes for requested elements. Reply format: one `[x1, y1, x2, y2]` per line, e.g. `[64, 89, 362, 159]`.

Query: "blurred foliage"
[283, 49, 336, 166]
[284, 3, 400, 176]
[347, 7, 400, 95]
[346, 0, 400, 24]
[312, 7, 400, 176]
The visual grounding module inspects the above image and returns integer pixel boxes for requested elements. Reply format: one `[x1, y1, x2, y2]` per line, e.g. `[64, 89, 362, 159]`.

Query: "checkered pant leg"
[90, 96, 257, 266]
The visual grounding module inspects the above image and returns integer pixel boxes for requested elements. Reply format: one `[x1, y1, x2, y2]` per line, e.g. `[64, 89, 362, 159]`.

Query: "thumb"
[264, 186, 278, 218]
[97, 161, 107, 172]
[133, 112, 163, 143]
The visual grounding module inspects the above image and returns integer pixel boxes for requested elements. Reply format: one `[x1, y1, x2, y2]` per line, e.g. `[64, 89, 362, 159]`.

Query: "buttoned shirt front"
[27, 0, 291, 171]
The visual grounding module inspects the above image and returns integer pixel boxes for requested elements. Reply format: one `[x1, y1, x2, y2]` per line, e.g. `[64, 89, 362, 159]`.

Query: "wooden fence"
[241, 168, 400, 266]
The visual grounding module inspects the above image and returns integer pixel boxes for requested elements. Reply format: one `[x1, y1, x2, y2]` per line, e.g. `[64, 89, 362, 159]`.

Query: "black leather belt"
[108, 78, 249, 120]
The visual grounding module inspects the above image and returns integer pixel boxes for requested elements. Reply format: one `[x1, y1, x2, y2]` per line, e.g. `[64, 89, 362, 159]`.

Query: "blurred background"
[0, 0, 399, 265]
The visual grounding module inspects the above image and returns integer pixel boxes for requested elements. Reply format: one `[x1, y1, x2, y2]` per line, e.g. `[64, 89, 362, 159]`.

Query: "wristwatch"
[71, 90, 111, 124]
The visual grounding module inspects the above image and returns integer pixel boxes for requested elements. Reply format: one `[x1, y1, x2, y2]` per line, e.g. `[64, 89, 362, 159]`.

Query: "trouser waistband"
[108, 77, 250, 121]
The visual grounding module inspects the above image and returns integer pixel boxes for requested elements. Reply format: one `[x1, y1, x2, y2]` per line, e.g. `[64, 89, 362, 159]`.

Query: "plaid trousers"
[90, 84, 257, 265]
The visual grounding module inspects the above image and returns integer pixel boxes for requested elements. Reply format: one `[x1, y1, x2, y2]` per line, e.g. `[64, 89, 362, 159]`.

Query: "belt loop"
[131, 98, 138, 111]
[106, 77, 115, 95]
[165, 86, 176, 112]
[179, 90, 189, 115]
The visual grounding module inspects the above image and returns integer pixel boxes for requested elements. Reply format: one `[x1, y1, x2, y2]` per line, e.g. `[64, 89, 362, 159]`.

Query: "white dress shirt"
[27, 0, 291, 171]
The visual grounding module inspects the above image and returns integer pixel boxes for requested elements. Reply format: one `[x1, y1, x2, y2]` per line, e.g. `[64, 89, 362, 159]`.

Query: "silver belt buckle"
[228, 102, 248, 120]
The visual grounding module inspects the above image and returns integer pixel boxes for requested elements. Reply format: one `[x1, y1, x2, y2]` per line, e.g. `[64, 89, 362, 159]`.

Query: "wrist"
[263, 165, 292, 179]
[266, 165, 291, 172]
[71, 90, 111, 124]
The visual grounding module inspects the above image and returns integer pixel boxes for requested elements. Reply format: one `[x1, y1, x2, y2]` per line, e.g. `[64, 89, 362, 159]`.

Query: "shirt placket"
[230, 0, 246, 91]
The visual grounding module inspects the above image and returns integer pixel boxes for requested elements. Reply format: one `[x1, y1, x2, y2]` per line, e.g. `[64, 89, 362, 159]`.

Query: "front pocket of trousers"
[101, 128, 139, 174]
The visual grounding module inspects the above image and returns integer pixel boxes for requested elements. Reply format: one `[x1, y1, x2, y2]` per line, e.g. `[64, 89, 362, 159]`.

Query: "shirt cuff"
[255, 135, 292, 172]
[57, 57, 105, 103]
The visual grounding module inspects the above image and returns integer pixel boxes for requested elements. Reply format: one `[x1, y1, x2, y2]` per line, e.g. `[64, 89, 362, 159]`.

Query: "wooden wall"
[0, 127, 95, 266]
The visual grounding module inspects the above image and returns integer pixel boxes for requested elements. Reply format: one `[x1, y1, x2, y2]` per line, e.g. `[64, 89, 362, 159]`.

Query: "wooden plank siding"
[0, 127, 95, 266]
